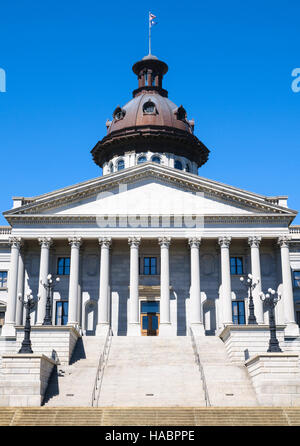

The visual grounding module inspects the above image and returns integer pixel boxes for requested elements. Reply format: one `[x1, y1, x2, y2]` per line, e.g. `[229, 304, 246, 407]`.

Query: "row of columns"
[1, 234, 298, 337]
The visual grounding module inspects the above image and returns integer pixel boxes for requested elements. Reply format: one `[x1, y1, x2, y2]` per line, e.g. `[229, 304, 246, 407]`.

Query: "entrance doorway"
[140, 301, 160, 336]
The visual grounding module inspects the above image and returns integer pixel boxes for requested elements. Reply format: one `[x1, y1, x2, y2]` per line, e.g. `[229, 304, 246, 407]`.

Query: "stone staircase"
[43, 336, 106, 407]
[97, 336, 206, 407]
[1, 407, 300, 425]
[195, 336, 258, 406]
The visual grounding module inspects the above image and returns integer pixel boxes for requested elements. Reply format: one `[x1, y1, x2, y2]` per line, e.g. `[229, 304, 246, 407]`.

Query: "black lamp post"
[18, 290, 40, 354]
[41, 274, 60, 325]
[240, 274, 259, 324]
[260, 288, 282, 353]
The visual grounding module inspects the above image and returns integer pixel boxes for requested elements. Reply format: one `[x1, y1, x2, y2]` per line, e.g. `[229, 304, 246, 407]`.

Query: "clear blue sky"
[0, 0, 299, 224]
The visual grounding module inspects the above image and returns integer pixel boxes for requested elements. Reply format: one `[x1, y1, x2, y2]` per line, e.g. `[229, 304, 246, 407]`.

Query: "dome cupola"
[91, 54, 210, 174]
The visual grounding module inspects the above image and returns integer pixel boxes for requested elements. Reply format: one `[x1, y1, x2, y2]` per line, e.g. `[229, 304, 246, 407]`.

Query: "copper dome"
[91, 55, 210, 168]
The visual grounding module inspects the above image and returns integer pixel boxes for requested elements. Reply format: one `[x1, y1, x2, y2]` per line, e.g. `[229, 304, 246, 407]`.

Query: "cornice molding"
[4, 214, 294, 227]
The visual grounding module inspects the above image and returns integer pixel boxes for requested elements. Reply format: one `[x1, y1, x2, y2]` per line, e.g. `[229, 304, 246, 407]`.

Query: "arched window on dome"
[174, 160, 183, 170]
[185, 163, 190, 172]
[151, 156, 161, 164]
[143, 100, 157, 115]
[117, 159, 125, 171]
[113, 106, 126, 121]
[137, 155, 147, 164]
[175, 105, 187, 121]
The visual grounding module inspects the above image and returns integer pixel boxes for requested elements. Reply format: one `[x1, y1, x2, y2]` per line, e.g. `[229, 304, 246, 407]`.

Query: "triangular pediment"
[4, 163, 297, 224]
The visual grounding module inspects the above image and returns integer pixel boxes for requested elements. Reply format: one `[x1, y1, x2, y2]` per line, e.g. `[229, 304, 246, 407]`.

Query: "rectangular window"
[230, 257, 244, 275]
[0, 271, 7, 288]
[141, 301, 160, 314]
[143, 257, 157, 275]
[296, 311, 300, 327]
[57, 257, 70, 275]
[55, 301, 68, 326]
[232, 301, 245, 325]
[0, 311, 5, 326]
[293, 271, 300, 288]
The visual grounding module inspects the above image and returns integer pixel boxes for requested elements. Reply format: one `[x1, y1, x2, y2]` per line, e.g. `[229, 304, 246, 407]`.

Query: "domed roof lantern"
[132, 54, 169, 98]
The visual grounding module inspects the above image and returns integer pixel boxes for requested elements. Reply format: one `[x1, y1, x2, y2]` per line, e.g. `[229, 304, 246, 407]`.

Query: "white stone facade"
[0, 162, 299, 339]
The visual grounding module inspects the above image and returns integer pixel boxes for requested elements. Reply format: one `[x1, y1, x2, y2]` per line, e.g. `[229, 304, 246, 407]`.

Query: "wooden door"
[141, 312, 160, 336]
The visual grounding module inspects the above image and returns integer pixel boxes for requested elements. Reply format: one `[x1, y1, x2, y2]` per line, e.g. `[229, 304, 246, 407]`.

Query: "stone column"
[96, 237, 112, 336]
[188, 237, 205, 335]
[278, 236, 299, 336]
[218, 236, 233, 326]
[36, 237, 53, 325]
[128, 236, 141, 336]
[248, 236, 264, 324]
[67, 237, 82, 327]
[15, 248, 25, 325]
[158, 236, 172, 336]
[2, 237, 22, 336]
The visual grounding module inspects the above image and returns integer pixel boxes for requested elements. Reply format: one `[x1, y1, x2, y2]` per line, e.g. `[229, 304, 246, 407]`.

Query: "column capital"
[218, 236, 231, 248]
[38, 237, 53, 248]
[128, 236, 141, 248]
[278, 235, 291, 248]
[158, 236, 171, 248]
[99, 237, 112, 248]
[68, 236, 82, 248]
[188, 237, 201, 248]
[8, 236, 23, 249]
[248, 236, 262, 248]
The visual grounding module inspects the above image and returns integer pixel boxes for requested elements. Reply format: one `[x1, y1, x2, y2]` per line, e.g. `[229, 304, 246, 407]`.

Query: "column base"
[1, 324, 16, 337]
[95, 324, 110, 337]
[159, 323, 173, 337]
[284, 322, 300, 337]
[127, 323, 141, 336]
[190, 323, 205, 336]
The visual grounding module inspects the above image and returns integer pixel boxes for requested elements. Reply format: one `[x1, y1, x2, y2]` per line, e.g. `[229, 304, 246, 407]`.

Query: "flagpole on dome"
[149, 11, 151, 55]
[148, 12, 157, 55]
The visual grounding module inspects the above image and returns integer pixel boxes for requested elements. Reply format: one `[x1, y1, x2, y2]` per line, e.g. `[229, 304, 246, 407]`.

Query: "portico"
[1, 229, 298, 338]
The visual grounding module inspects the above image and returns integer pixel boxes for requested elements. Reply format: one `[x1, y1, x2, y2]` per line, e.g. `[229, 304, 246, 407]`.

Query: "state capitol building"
[0, 52, 300, 410]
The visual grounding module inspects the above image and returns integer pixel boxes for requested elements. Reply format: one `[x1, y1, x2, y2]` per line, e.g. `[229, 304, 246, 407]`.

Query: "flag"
[149, 12, 157, 27]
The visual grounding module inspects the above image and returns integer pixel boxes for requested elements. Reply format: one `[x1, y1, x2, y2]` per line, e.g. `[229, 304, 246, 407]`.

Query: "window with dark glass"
[174, 160, 183, 170]
[143, 257, 157, 275]
[232, 301, 245, 325]
[143, 100, 156, 114]
[141, 301, 160, 313]
[113, 106, 126, 121]
[296, 311, 300, 327]
[293, 271, 300, 288]
[117, 159, 125, 171]
[151, 156, 161, 164]
[137, 156, 147, 164]
[185, 163, 190, 172]
[55, 301, 68, 326]
[57, 257, 70, 275]
[230, 256, 244, 275]
[0, 271, 8, 288]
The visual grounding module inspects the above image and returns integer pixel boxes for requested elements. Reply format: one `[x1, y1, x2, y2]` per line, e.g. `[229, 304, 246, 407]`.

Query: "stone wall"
[245, 353, 300, 406]
[0, 354, 56, 406]
[15, 326, 80, 366]
[219, 325, 286, 362]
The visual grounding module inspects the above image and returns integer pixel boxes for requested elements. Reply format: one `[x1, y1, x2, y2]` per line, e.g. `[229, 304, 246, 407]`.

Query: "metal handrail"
[189, 327, 211, 407]
[91, 327, 112, 407]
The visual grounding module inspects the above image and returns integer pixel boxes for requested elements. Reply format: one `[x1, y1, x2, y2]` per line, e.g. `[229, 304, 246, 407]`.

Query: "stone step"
[43, 335, 107, 406]
[0, 407, 299, 425]
[98, 336, 206, 407]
